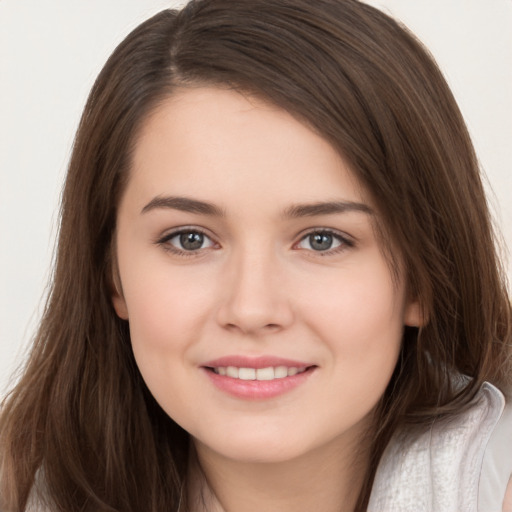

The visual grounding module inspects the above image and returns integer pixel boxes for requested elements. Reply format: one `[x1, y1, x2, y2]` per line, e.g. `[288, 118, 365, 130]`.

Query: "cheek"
[119, 263, 219, 385]
[305, 280, 403, 434]
[298, 255, 405, 384]
[305, 267, 404, 343]
[122, 260, 212, 331]
[120, 270, 212, 419]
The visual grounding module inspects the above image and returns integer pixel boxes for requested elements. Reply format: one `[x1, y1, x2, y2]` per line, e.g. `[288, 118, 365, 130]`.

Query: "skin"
[112, 86, 422, 512]
[504, 477, 512, 512]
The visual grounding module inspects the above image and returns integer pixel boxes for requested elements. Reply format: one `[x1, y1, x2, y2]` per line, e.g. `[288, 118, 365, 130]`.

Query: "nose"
[216, 248, 294, 336]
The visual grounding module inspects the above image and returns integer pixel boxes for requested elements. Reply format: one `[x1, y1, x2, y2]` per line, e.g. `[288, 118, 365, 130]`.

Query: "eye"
[295, 230, 352, 253]
[157, 228, 216, 254]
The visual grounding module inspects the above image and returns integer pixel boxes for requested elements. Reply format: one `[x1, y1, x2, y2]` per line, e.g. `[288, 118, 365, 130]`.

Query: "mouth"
[201, 358, 317, 399]
[206, 365, 310, 381]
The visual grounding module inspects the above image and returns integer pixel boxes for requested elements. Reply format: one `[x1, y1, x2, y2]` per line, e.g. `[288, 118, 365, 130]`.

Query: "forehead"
[128, 86, 370, 214]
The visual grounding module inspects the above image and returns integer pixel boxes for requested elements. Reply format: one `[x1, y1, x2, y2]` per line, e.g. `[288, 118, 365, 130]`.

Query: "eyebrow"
[141, 196, 225, 216]
[141, 195, 373, 219]
[282, 200, 373, 218]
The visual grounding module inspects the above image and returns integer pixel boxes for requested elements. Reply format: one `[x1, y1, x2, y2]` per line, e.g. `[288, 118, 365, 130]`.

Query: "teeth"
[212, 365, 307, 380]
[256, 367, 274, 381]
[226, 366, 239, 378]
[274, 366, 288, 378]
[238, 368, 256, 380]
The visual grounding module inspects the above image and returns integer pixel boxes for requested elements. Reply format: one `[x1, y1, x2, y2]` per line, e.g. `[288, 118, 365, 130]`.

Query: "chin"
[193, 425, 322, 465]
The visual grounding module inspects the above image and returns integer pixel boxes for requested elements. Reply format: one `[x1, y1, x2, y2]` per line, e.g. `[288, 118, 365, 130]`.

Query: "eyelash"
[294, 229, 354, 256]
[156, 227, 216, 257]
[155, 227, 354, 257]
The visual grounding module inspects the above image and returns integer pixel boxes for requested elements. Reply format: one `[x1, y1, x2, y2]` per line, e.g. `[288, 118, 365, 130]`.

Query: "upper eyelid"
[155, 226, 354, 248]
[156, 227, 218, 257]
[157, 226, 215, 243]
[295, 227, 354, 242]
[293, 228, 356, 253]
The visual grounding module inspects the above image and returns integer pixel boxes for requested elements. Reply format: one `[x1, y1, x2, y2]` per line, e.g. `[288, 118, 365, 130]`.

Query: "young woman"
[1, 0, 511, 510]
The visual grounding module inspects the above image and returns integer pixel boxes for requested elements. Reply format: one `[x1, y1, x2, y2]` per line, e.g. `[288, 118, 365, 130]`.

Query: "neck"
[186, 432, 371, 512]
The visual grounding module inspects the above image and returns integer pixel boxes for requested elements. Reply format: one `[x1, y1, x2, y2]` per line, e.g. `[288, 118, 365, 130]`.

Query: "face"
[113, 87, 421, 465]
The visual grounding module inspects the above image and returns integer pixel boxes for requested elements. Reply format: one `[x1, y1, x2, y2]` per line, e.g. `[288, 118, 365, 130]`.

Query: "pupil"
[310, 233, 333, 251]
[180, 232, 204, 250]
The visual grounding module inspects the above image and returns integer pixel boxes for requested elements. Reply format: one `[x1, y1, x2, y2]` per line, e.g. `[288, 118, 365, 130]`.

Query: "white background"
[1, 0, 511, 396]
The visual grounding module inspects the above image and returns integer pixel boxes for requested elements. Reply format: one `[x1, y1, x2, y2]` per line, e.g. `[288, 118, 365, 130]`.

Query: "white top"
[368, 382, 512, 512]
[26, 383, 512, 511]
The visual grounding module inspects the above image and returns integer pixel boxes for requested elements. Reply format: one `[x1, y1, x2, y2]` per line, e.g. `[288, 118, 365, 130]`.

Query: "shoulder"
[368, 382, 511, 512]
[25, 468, 52, 512]
[480, 388, 512, 511]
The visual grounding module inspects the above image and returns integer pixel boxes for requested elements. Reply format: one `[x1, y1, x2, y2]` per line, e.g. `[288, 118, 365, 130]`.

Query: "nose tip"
[218, 294, 293, 335]
[216, 258, 294, 336]
[223, 319, 283, 336]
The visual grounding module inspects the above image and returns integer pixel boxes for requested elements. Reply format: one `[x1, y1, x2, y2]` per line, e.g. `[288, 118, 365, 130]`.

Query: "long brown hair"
[1, 1, 511, 510]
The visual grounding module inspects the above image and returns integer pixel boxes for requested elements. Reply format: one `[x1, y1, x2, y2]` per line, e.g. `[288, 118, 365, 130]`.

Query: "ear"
[403, 299, 425, 328]
[112, 288, 129, 320]
[110, 251, 129, 320]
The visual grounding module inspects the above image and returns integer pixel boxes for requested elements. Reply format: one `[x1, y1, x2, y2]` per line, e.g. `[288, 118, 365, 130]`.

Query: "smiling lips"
[202, 356, 316, 399]
[212, 365, 307, 380]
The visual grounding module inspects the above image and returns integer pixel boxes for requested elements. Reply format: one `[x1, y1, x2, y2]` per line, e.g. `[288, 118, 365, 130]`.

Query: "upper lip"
[202, 355, 314, 369]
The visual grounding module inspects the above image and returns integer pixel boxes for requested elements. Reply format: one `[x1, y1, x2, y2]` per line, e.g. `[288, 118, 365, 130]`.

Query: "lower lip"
[202, 367, 316, 400]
